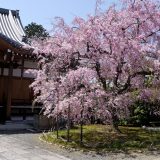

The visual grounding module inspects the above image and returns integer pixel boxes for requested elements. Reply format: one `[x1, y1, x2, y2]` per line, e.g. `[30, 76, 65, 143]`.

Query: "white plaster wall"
[0, 68, 9, 76]
[3, 68, 8, 76]
[0, 61, 37, 78]
[24, 61, 37, 69]
[13, 69, 36, 78]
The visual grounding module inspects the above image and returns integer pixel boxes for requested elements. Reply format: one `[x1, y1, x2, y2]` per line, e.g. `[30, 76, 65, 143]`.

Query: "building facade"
[0, 8, 37, 121]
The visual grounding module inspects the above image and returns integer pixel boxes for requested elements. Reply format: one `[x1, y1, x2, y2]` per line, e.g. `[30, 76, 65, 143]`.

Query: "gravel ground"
[2, 130, 159, 160]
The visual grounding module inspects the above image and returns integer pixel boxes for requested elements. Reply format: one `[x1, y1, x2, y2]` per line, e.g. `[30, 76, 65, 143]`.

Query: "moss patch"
[40, 125, 160, 152]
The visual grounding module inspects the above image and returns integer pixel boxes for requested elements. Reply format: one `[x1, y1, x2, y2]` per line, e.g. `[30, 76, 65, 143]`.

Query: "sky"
[0, 0, 119, 31]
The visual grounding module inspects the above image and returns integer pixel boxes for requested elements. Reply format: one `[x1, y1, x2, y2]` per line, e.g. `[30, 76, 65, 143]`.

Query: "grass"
[40, 125, 160, 153]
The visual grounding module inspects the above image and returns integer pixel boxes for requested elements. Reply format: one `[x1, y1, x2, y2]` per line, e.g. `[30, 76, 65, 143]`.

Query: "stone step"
[0, 120, 34, 131]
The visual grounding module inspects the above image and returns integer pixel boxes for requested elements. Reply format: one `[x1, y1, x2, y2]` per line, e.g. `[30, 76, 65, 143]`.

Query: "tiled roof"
[0, 8, 26, 47]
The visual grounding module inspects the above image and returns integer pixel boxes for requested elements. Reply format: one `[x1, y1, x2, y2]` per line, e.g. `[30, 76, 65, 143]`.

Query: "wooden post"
[67, 104, 70, 142]
[21, 56, 24, 78]
[6, 64, 13, 119]
[80, 96, 84, 144]
[56, 90, 60, 139]
[56, 113, 59, 139]
[80, 109, 83, 144]
[1, 66, 4, 76]
[6, 50, 13, 120]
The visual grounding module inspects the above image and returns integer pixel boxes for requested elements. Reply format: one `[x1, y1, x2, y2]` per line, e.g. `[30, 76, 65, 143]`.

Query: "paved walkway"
[0, 120, 70, 160]
[0, 122, 160, 160]
[0, 132, 70, 160]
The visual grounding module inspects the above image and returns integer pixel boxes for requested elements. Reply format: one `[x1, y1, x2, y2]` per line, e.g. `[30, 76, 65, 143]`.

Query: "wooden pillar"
[1, 66, 4, 76]
[6, 50, 13, 119]
[21, 56, 24, 78]
[6, 63, 13, 119]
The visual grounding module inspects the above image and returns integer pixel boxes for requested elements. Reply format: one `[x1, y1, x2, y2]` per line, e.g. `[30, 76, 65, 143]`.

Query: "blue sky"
[0, 0, 119, 31]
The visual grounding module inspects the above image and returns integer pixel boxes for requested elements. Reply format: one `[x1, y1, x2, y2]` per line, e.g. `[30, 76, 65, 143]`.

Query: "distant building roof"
[0, 8, 26, 48]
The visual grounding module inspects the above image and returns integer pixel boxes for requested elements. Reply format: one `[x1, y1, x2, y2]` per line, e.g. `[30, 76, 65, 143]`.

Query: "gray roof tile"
[0, 8, 26, 47]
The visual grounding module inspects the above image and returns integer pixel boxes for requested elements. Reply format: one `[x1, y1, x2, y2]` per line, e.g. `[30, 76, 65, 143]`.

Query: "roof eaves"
[0, 8, 19, 17]
[0, 32, 22, 48]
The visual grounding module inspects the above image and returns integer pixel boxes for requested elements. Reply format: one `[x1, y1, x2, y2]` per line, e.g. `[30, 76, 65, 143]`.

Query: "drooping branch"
[118, 70, 154, 94]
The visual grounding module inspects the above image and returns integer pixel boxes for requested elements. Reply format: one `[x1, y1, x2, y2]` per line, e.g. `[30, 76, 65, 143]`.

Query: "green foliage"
[119, 119, 128, 126]
[129, 101, 160, 126]
[144, 74, 154, 87]
[24, 22, 49, 39]
[130, 102, 150, 125]
[131, 90, 140, 99]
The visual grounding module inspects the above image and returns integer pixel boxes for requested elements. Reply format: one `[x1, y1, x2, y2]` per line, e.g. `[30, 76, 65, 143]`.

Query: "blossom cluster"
[30, 0, 160, 124]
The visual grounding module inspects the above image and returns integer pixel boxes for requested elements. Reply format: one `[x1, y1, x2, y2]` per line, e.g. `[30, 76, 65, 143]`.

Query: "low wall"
[33, 115, 54, 130]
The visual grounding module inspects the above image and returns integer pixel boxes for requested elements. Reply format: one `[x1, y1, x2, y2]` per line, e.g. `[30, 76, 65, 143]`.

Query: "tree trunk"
[112, 121, 121, 133]
[112, 112, 121, 133]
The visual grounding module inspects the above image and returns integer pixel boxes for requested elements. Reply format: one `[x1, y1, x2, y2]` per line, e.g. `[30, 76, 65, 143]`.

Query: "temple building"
[0, 8, 37, 122]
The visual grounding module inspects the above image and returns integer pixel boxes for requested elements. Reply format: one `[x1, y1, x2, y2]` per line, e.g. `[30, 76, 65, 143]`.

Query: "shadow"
[0, 129, 42, 135]
[0, 116, 43, 135]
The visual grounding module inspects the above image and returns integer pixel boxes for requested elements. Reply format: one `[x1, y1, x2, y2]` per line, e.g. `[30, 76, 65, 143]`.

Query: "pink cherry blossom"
[30, 0, 160, 125]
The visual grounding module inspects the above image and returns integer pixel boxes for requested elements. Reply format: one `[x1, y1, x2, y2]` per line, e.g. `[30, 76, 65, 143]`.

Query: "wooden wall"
[0, 76, 7, 105]
[0, 76, 33, 105]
